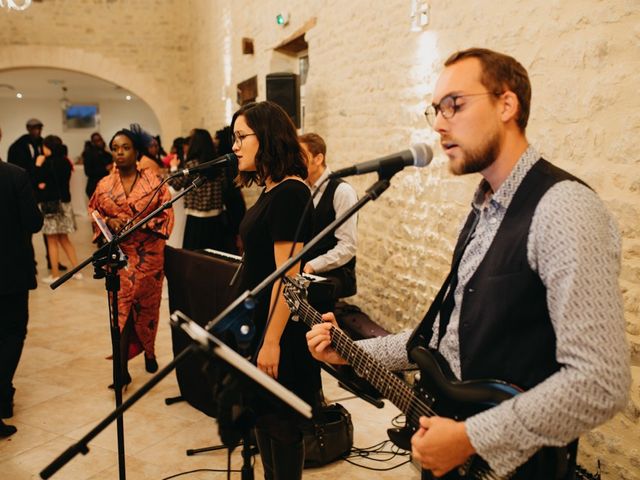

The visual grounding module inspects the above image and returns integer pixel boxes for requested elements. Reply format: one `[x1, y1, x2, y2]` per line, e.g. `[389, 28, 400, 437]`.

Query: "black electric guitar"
[283, 275, 571, 480]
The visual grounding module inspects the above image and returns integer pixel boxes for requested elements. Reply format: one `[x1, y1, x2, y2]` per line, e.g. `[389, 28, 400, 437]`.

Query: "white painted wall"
[0, 97, 160, 162]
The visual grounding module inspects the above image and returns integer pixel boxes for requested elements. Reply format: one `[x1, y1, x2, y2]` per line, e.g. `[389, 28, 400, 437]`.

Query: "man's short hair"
[299, 132, 327, 166]
[26, 118, 43, 128]
[445, 48, 531, 131]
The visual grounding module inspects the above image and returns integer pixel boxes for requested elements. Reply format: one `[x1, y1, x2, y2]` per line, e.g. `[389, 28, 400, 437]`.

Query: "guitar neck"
[296, 300, 415, 414]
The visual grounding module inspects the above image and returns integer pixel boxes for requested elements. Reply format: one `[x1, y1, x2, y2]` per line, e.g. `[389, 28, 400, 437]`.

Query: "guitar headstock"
[282, 274, 310, 316]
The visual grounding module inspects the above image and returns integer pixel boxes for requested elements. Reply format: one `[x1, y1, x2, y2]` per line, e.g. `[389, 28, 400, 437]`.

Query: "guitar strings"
[290, 288, 502, 480]
[296, 301, 437, 420]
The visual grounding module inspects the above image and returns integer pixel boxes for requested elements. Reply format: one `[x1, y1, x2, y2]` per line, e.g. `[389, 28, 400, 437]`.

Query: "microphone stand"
[40, 168, 398, 478]
[44, 175, 208, 480]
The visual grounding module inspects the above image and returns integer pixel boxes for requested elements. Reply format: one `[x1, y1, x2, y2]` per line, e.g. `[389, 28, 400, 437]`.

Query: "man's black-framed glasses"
[231, 132, 256, 148]
[424, 92, 503, 127]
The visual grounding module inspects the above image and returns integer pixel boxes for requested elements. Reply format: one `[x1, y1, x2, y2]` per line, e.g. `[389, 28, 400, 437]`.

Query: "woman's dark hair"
[81, 140, 93, 155]
[109, 129, 142, 159]
[215, 126, 233, 155]
[186, 128, 216, 164]
[231, 101, 307, 187]
[154, 135, 167, 157]
[43, 135, 66, 157]
[171, 136, 187, 164]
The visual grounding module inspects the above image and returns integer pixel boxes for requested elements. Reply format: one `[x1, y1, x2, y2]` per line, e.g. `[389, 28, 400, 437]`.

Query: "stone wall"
[190, 1, 639, 477]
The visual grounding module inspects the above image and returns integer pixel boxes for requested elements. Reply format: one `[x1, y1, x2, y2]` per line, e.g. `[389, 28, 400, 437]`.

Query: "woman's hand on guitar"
[411, 416, 476, 477]
[305, 313, 348, 366]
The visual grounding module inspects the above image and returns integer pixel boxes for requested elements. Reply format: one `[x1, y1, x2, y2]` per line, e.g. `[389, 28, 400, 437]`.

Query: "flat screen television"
[63, 104, 99, 129]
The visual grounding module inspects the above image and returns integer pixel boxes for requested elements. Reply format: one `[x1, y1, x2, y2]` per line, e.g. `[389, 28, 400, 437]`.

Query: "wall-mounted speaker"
[266, 72, 300, 128]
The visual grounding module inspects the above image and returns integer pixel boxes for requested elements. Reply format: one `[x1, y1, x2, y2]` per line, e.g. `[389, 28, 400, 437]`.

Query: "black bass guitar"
[283, 275, 571, 480]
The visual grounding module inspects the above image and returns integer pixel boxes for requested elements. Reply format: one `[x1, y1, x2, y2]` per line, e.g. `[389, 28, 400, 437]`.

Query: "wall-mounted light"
[0, 0, 33, 11]
[276, 12, 290, 27]
[59, 86, 70, 110]
[410, 0, 430, 32]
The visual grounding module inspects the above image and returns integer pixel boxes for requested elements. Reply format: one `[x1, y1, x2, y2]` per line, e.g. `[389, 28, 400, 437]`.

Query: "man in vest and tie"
[300, 133, 358, 307]
[306, 48, 630, 479]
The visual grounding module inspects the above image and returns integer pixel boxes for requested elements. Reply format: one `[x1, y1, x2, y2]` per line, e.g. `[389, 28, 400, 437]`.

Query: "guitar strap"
[407, 208, 480, 356]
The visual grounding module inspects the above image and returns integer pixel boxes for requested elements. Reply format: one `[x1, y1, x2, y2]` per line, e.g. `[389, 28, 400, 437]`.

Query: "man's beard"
[449, 130, 501, 176]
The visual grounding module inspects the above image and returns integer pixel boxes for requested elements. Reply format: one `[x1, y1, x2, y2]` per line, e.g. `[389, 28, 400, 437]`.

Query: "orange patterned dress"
[89, 168, 174, 359]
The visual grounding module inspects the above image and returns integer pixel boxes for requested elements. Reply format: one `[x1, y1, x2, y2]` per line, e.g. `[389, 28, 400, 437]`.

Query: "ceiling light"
[125, 95, 132, 101]
[16, 92, 23, 99]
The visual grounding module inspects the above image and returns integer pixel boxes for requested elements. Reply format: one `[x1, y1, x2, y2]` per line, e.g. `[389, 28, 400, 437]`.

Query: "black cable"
[160, 468, 241, 480]
[342, 439, 411, 471]
[343, 458, 412, 471]
[390, 412, 406, 427]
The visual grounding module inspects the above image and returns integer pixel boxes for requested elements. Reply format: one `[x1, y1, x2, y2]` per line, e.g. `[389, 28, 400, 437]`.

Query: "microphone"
[172, 152, 238, 177]
[329, 143, 433, 178]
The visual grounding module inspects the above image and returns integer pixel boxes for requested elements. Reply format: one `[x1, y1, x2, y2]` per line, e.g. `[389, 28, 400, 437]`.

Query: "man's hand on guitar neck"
[411, 416, 476, 478]
[305, 313, 349, 366]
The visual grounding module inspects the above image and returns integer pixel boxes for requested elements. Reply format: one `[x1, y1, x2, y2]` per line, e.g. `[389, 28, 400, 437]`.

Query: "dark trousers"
[0, 291, 29, 408]
[254, 412, 304, 480]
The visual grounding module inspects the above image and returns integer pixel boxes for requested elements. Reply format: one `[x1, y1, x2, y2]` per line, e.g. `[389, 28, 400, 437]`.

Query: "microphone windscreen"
[226, 153, 239, 179]
[410, 143, 433, 168]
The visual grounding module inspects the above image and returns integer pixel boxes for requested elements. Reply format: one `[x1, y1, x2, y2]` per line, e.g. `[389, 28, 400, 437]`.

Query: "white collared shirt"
[306, 167, 358, 273]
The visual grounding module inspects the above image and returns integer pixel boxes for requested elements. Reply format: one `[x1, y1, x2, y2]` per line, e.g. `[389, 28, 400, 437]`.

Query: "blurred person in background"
[146, 135, 166, 169]
[8, 119, 67, 273]
[168, 128, 235, 252]
[162, 136, 187, 168]
[82, 132, 113, 198]
[35, 135, 81, 284]
[215, 126, 246, 254]
[130, 123, 162, 176]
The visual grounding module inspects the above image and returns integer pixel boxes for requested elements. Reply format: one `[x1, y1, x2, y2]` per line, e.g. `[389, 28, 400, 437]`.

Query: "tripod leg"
[186, 443, 229, 456]
[164, 395, 184, 405]
[241, 434, 255, 480]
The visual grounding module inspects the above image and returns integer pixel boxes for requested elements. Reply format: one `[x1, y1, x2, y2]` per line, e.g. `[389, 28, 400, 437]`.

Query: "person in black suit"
[82, 132, 113, 199]
[0, 128, 44, 437]
[7, 118, 43, 185]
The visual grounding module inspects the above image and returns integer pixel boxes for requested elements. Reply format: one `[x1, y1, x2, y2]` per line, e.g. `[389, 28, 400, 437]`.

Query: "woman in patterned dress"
[89, 129, 174, 387]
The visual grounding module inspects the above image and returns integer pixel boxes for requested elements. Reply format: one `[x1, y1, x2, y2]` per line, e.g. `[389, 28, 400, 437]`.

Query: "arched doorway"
[0, 45, 182, 142]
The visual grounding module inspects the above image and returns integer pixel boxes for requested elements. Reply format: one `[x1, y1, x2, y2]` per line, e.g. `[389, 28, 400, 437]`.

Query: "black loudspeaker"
[266, 72, 300, 128]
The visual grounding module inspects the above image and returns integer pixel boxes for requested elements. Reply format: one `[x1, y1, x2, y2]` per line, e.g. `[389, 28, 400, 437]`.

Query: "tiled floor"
[1, 216, 418, 479]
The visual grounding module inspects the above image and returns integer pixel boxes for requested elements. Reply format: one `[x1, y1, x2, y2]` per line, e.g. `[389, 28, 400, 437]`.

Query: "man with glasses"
[306, 48, 629, 478]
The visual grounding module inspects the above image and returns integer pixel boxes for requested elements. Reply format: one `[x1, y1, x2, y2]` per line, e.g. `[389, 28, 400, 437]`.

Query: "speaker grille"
[266, 72, 300, 128]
